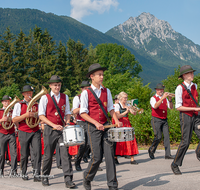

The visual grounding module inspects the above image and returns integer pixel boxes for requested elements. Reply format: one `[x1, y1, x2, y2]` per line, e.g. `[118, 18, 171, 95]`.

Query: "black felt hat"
[178, 65, 196, 78]
[155, 83, 165, 90]
[47, 75, 62, 84]
[80, 81, 90, 88]
[1, 95, 11, 101]
[86, 63, 107, 78]
[21, 85, 34, 93]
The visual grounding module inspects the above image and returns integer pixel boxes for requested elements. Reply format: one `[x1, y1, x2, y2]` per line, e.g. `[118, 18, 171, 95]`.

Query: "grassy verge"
[138, 143, 198, 150]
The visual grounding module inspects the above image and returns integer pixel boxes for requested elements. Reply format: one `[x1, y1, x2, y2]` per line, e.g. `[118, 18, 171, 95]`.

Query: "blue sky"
[1, 0, 200, 45]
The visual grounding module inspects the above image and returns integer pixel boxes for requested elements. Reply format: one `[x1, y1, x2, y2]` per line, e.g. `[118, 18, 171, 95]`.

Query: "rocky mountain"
[106, 12, 200, 84]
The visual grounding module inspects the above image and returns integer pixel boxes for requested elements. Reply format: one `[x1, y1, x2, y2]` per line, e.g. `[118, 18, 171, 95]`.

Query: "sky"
[1, 0, 200, 45]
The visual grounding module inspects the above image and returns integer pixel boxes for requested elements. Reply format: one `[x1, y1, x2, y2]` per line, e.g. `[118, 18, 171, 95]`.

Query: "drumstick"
[104, 124, 118, 129]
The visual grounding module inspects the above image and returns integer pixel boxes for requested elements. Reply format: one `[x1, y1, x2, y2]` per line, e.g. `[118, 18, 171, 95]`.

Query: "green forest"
[1, 26, 200, 146]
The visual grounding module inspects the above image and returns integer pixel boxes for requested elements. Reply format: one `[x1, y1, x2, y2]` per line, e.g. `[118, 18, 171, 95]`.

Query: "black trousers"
[173, 113, 195, 166]
[18, 130, 41, 175]
[42, 125, 73, 182]
[76, 120, 88, 164]
[0, 132, 17, 171]
[56, 142, 62, 167]
[84, 122, 118, 188]
[149, 116, 171, 156]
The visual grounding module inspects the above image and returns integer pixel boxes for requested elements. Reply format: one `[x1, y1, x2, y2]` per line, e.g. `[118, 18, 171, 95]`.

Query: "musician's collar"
[155, 94, 163, 98]
[91, 84, 104, 90]
[50, 91, 60, 97]
[184, 81, 194, 88]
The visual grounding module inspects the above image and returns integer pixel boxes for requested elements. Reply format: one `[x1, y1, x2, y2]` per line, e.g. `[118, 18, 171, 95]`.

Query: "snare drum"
[108, 127, 134, 142]
[62, 125, 85, 146]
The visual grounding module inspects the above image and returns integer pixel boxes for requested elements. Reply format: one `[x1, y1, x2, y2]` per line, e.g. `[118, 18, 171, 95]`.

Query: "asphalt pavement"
[1, 149, 200, 190]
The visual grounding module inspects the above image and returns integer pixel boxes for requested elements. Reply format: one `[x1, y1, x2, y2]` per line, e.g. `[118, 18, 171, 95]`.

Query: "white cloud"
[70, 0, 119, 20]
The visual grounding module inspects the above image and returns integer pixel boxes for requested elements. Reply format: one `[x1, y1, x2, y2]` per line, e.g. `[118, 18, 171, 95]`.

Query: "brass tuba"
[26, 86, 48, 128]
[2, 96, 21, 130]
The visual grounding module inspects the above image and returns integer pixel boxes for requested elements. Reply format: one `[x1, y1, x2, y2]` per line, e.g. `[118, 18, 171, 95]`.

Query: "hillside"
[0, 8, 198, 88]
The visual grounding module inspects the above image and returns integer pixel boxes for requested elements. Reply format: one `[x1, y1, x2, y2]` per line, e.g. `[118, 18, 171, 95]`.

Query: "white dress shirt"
[12, 100, 28, 119]
[150, 94, 171, 109]
[175, 81, 197, 109]
[72, 95, 80, 112]
[38, 91, 71, 116]
[80, 84, 114, 114]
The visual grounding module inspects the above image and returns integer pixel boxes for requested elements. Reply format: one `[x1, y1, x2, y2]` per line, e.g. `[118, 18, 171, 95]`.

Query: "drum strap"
[50, 94, 65, 127]
[88, 87, 111, 124]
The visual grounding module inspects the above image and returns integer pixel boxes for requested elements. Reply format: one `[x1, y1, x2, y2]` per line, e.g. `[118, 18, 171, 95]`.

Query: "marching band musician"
[80, 63, 123, 190]
[72, 81, 90, 171]
[148, 83, 174, 160]
[38, 75, 75, 188]
[12, 85, 41, 181]
[113, 92, 139, 165]
[0, 95, 17, 177]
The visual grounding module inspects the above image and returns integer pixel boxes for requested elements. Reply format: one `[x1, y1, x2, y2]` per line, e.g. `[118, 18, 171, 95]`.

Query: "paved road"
[1, 149, 200, 190]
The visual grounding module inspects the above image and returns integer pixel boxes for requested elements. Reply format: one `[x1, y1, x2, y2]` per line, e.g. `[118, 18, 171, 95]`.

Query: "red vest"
[151, 95, 168, 119]
[86, 87, 108, 124]
[46, 93, 66, 125]
[181, 83, 198, 117]
[76, 94, 85, 122]
[0, 109, 15, 135]
[18, 101, 39, 133]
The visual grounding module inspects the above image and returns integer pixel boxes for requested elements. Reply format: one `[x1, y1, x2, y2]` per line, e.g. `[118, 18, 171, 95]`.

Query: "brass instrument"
[167, 93, 175, 97]
[2, 96, 21, 130]
[126, 100, 144, 114]
[26, 86, 48, 128]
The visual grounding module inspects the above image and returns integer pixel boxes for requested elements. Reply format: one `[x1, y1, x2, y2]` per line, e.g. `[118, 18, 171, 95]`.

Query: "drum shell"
[108, 127, 135, 142]
[62, 125, 85, 146]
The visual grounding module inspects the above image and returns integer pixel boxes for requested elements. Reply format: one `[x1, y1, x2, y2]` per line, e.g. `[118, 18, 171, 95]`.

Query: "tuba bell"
[2, 96, 21, 130]
[26, 86, 48, 128]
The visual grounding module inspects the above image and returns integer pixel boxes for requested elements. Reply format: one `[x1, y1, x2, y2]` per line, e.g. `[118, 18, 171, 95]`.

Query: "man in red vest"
[12, 85, 41, 181]
[80, 63, 123, 190]
[171, 65, 200, 175]
[39, 75, 75, 188]
[148, 83, 174, 160]
[0, 95, 17, 177]
[72, 81, 90, 171]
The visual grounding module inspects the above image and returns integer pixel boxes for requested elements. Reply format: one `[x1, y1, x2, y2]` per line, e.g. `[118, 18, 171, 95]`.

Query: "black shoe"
[109, 187, 118, 190]
[130, 160, 138, 165]
[97, 166, 103, 171]
[75, 163, 82, 171]
[34, 174, 41, 182]
[196, 150, 200, 161]
[0, 169, 4, 177]
[22, 174, 29, 180]
[171, 163, 182, 175]
[42, 177, 49, 186]
[65, 180, 76, 188]
[165, 155, 174, 159]
[83, 175, 91, 190]
[57, 166, 62, 169]
[148, 149, 155, 159]
[6, 161, 11, 166]
[83, 157, 88, 163]
[114, 158, 119, 165]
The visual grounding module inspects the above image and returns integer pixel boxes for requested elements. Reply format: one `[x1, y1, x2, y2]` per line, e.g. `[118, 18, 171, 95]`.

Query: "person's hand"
[52, 124, 63, 131]
[25, 110, 36, 118]
[162, 92, 169, 100]
[194, 108, 200, 112]
[1, 116, 8, 122]
[95, 123, 104, 131]
[116, 121, 123, 128]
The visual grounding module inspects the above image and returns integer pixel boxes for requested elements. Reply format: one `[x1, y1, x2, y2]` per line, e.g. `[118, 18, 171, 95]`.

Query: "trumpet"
[126, 100, 144, 114]
[167, 93, 175, 97]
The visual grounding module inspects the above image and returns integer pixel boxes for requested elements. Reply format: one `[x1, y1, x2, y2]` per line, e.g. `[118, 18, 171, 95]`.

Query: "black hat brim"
[178, 69, 196, 78]
[86, 67, 107, 78]
[47, 79, 62, 84]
